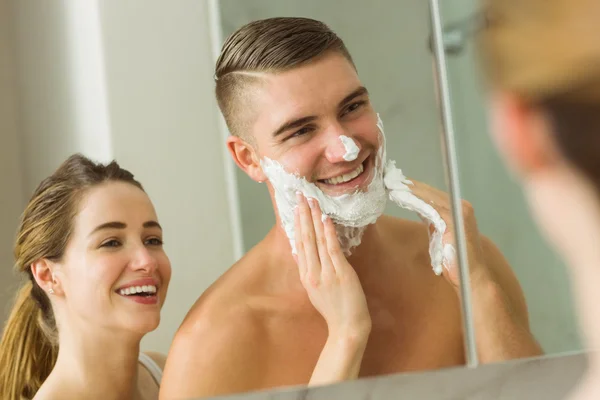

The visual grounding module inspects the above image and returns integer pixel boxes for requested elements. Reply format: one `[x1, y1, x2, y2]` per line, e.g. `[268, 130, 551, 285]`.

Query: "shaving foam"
[383, 160, 452, 275]
[261, 132, 387, 256]
[261, 114, 453, 274]
[442, 243, 456, 272]
[340, 135, 360, 161]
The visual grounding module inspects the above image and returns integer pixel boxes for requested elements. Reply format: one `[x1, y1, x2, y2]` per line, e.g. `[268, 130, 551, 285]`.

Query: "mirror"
[437, 0, 582, 356]
[213, 0, 479, 394]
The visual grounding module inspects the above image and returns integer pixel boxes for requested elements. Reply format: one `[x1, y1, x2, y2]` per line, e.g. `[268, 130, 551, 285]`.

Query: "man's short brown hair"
[215, 17, 354, 139]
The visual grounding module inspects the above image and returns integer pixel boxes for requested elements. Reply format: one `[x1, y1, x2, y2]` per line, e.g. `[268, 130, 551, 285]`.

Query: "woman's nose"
[130, 246, 158, 273]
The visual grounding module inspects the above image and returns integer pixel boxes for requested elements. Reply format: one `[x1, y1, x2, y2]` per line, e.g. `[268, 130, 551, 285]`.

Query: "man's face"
[248, 53, 380, 197]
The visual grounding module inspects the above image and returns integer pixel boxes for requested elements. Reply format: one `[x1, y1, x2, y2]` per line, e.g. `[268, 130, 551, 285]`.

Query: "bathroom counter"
[204, 351, 587, 400]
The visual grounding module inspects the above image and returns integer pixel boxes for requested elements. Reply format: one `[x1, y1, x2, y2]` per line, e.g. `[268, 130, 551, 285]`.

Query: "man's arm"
[403, 180, 542, 363]
[159, 306, 265, 399]
[471, 236, 544, 363]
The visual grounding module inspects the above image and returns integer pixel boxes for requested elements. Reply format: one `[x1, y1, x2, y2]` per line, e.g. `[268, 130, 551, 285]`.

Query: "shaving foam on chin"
[261, 131, 387, 256]
[261, 114, 453, 274]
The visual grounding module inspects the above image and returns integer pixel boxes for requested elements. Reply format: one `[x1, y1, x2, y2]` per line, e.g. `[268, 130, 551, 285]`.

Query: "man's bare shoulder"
[378, 214, 428, 236]
[377, 215, 430, 252]
[160, 246, 273, 398]
[178, 245, 270, 337]
[169, 264, 266, 370]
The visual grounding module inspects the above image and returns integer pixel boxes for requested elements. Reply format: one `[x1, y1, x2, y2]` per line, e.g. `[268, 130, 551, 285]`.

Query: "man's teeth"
[324, 164, 364, 185]
[119, 285, 157, 296]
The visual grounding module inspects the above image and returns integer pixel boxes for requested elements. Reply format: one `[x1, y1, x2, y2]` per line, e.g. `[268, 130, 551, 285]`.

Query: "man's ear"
[31, 259, 63, 296]
[226, 135, 267, 182]
[488, 92, 561, 177]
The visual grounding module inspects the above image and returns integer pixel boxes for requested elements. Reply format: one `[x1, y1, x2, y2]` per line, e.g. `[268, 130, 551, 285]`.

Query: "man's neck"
[267, 218, 387, 285]
[345, 221, 387, 284]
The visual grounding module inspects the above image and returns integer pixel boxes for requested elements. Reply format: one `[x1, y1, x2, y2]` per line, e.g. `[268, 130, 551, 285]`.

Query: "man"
[160, 17, 542, 399]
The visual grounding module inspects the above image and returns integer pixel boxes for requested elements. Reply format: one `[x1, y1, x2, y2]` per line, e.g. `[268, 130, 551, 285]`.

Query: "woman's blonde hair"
[478, 0, 600, 101]
[0, 154, 143, 400]
[478, 0, 600, 189]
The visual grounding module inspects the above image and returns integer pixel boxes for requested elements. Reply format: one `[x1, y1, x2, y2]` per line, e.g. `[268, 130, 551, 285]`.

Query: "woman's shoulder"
[137, 351, 166, 398]
[140, 351, 167, 370]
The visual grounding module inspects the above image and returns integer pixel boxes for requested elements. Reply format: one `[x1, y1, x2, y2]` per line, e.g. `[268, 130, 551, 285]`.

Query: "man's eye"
[343, 101, 366, 115]
[290, 126, 313, 138]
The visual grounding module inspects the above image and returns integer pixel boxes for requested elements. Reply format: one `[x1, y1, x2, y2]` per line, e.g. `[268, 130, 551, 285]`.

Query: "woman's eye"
[101, 239, 121, 248]
[146, 238, 164, 246]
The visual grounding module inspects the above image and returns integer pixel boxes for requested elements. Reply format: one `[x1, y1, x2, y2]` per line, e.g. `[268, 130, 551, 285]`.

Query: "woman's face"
[487, 92, 600, 266]
[53, 181, 171, 336]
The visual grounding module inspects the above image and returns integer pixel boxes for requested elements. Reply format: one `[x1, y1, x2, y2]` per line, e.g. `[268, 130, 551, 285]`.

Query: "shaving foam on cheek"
[260, 156, 387, 256]
[260, 126, 387, 256]
[340, 135, 360, 161]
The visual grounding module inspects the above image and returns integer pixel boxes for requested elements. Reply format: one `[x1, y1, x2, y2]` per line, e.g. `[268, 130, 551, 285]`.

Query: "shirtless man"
[160, 17, 542, 399]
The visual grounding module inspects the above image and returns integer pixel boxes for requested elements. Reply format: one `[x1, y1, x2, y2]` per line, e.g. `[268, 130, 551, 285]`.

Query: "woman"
[0, 154, 171, 399]
[476, 0, 600, 397]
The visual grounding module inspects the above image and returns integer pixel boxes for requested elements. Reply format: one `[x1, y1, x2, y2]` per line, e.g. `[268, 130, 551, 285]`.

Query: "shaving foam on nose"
[340, 135, 360, 161]
[262, 114, 453, 274]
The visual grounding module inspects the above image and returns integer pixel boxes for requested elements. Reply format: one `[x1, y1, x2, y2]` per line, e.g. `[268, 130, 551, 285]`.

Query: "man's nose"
[323, 125, 360, 164]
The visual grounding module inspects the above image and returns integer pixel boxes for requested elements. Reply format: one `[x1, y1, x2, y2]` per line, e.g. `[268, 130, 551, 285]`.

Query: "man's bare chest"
[260, 295, 464, 385]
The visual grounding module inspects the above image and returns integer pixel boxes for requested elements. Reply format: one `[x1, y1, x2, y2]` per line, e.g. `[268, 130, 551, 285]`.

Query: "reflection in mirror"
[438, 0, 582, 359]
[158, 0, 537, 399]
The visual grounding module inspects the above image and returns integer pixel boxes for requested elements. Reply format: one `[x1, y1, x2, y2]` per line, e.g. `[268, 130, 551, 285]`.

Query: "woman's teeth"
[119, 285, 157, 296]
[323, 164, 364, 185]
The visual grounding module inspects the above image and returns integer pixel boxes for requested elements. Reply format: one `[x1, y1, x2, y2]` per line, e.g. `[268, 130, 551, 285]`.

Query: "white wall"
[0, 0, 25, 322]
[10, 0, 112, 193]
[2, 0, 114, 327]
[97, 0, 237, 353]
[2, 0, 238, 354]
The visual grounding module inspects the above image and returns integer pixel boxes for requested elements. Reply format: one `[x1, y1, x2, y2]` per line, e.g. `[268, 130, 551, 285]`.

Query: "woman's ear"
[489, 92, 561, 177]
[31, 259, 63, 296]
